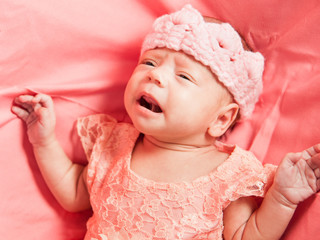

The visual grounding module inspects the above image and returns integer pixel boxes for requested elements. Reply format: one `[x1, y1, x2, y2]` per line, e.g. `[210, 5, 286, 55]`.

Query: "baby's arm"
[12, 94, 90, 212]
[224, 144, 320, 240]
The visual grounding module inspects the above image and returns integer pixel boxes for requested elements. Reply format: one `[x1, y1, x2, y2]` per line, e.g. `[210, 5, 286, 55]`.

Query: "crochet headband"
[141, 4, 264, 118]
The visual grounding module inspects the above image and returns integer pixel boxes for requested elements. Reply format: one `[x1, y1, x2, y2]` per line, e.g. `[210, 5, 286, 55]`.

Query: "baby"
[12, 5, 320, 240]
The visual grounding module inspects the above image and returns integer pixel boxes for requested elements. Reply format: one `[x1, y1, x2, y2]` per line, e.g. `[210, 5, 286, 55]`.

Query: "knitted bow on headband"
[141, 4, 264, 119]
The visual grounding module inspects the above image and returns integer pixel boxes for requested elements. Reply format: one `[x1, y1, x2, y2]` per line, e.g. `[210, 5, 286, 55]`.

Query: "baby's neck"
[143, 135, 216, 152]
[130, 135, 229, 183]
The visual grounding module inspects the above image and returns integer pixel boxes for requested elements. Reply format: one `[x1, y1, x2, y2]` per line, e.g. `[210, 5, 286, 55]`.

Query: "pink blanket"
[1, 0, 319, 239]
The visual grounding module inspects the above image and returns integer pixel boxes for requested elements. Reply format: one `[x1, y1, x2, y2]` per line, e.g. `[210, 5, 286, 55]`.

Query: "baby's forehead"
[142, 48, 206, 66]
[142, 48, 217, 74]
[142, 47, 221, 83]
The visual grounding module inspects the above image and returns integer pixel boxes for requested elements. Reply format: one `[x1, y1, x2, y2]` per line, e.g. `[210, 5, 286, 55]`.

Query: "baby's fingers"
[11, 105, 30, 122]
[14, 95, 36, 112]
[305, 147, 320, 192]
[314, 168, 320, 179]
[301, 144, 320, 160]
[14, 94, 53, 114]
[15, 94, 36, 104]
[32, 93, 54, 110]
[12, 95, 39, 122]
[307, 149, 320, 171]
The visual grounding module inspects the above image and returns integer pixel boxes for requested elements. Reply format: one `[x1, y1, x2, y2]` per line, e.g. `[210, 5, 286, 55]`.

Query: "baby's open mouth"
[138, 95, 162, 113]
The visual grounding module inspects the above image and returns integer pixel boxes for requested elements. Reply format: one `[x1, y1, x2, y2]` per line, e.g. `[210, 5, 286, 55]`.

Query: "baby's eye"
[143, 60, 155, 67]
[179, 74, 191, 81]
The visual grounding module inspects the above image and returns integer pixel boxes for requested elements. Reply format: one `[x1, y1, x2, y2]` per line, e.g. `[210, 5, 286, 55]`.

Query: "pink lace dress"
[77, 114, 276, 240]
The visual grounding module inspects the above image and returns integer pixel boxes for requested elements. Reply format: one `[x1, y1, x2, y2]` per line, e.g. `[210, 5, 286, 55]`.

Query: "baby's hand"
[12, 94, 56, 147]
[272, 144, 320, 207]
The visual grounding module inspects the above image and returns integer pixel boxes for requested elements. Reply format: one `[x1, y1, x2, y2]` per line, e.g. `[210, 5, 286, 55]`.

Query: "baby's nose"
[148, 68, 166, 87]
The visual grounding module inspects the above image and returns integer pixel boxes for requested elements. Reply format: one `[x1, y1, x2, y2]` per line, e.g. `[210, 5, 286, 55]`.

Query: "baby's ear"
[207, 103, 239, 138]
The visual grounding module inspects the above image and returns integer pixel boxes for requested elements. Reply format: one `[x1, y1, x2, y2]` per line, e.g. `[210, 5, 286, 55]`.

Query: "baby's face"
[124, 48, 232, 145]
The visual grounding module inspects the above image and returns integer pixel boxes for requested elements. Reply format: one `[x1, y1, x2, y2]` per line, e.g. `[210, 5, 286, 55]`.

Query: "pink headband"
[141, 4, 264, 118]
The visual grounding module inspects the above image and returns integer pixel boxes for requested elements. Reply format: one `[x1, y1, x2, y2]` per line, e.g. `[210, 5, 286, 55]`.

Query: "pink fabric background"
[1, 0, 319, 239]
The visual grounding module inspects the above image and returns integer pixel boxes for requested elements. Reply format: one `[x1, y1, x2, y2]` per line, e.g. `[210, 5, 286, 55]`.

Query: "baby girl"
[12, 5, 320, 240]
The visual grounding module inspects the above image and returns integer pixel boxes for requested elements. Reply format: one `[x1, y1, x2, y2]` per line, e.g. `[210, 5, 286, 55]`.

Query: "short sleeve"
[77, 114, 118, 161]
[218, 147, 277, 207]
[77, 114, 140, 192]
[77, 114, 120, 191]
